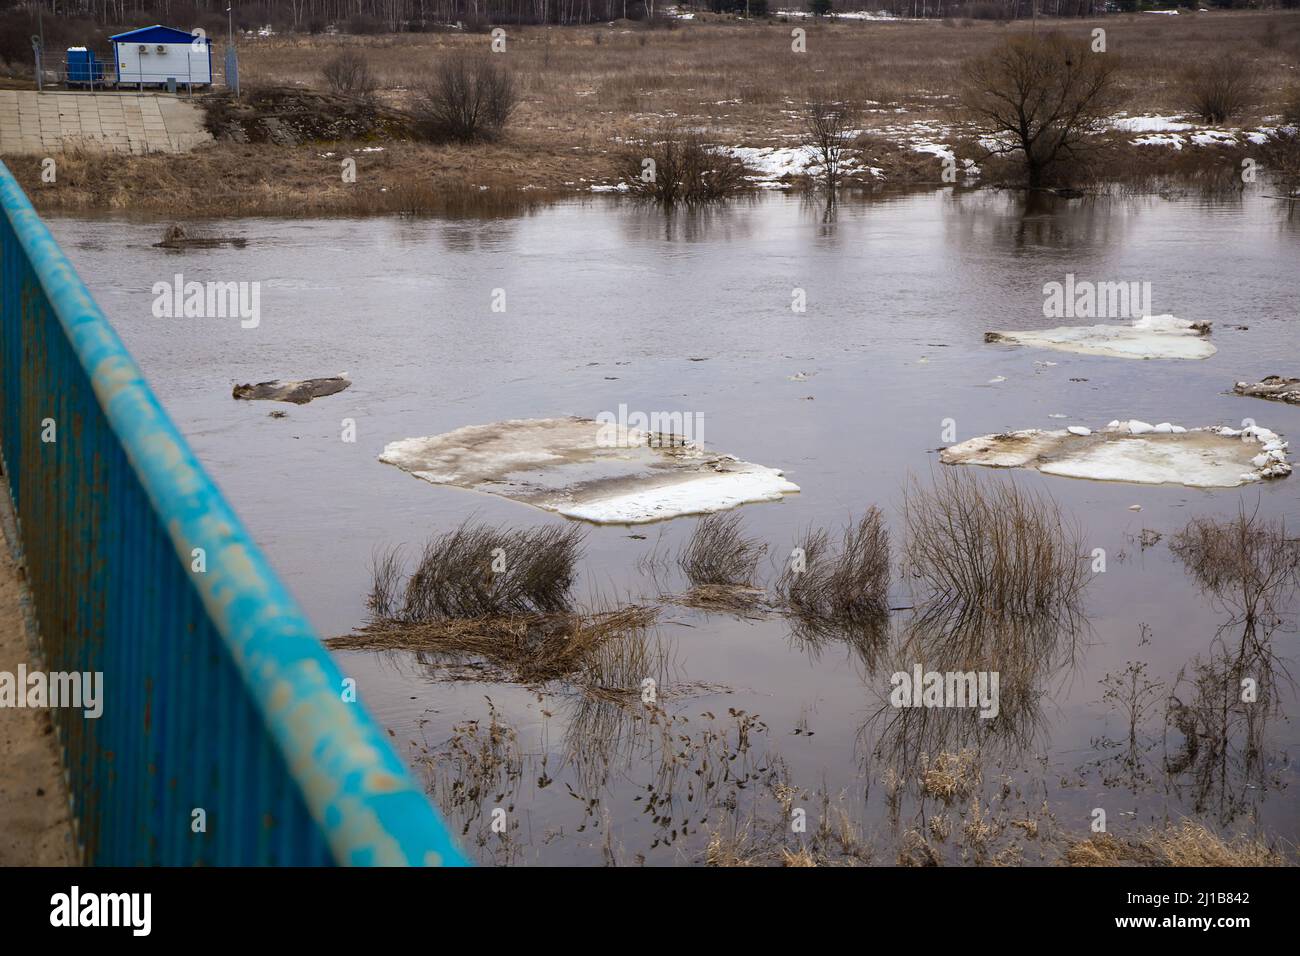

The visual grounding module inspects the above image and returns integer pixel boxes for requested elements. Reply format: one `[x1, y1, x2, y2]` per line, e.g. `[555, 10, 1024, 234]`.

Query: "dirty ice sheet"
[379, 417, 800, 523]
[984, 315, 1216, 360]
[941, 421, 1290, 488]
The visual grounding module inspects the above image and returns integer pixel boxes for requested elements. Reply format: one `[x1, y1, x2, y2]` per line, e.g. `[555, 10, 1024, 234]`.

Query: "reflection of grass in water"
[860, 605, 1081, 786]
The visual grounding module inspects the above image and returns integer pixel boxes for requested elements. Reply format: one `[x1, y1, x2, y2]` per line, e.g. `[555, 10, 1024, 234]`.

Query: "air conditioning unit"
[138, 44, 148, 53]
[156, 44, 166, 52]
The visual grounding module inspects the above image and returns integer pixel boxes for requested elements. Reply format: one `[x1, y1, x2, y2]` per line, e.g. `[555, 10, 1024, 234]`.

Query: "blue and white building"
[111, 25, 212, 88]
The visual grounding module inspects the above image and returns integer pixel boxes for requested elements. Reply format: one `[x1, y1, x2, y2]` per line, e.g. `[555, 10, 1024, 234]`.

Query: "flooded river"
[51, 188, 1300, 865]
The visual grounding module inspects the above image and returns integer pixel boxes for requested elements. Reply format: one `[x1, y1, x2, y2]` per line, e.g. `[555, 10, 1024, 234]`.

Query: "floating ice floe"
[941, 421, 1290, 488]
[984, 315, 1216, 360]
[232, 376, 350, 404]
[379, 417, 799, 524]
[1234, 376, 1300, 406]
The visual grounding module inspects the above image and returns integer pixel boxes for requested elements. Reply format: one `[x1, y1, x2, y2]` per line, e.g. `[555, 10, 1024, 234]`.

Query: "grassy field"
[12, 10, 1300, 214]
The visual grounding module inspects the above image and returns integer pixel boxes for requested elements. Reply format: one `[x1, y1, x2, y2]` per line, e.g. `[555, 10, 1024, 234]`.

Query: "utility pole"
[225, 5, 240, 98]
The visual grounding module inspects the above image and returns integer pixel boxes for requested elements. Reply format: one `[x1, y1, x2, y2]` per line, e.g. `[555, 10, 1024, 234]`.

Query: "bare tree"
[412, 53, 518, 143]
[804, 99, 860, 197]
[959, 33, 1122, 188]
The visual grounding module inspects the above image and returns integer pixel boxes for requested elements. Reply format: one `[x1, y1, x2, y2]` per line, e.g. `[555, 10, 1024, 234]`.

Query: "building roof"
[110, 25, 209, 45]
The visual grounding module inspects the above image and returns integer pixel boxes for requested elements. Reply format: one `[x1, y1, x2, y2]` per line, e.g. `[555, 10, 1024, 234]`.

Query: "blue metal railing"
[0, 161, 466, 866]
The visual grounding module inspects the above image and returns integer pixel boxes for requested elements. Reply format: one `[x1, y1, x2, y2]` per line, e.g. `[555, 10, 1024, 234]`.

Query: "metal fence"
[0, 161, 466, 866]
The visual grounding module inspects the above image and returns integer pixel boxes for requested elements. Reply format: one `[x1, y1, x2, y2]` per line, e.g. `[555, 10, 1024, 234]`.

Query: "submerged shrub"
[619, 122, 750, 204]
[903, 469, 1088, 619]
[776, 509, 891, 625]
[368, 521, 586, 622]
[679, 511, 766, 589]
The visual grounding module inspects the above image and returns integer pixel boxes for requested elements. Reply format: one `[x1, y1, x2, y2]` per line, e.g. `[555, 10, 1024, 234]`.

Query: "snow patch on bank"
[984, 315, 1217, 361]
[379, 417, 799, 524]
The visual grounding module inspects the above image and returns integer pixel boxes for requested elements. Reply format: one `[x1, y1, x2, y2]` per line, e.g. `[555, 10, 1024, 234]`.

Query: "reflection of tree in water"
[1162, 507, 1299, 827]
[858, 602, 1085, 788]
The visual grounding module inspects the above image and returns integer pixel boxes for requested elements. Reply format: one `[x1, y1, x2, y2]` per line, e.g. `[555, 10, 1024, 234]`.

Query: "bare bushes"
[1182, 54, 1254, 125]
[776, 509, 890, 630]
[903, 469, 1088, 620]
[619, 123, 750, 204]
[412, 53, 518, 143]
[320, 49, 376, 97]
[367, 521, 586, 622]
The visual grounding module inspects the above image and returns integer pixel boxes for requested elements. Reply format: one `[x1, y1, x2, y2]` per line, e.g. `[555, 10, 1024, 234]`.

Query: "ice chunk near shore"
[984, 315, 1216, 360]
[941, 420, 1290, 488]
[1234, 376, 1300, 406]
[379, 417, 799, 524]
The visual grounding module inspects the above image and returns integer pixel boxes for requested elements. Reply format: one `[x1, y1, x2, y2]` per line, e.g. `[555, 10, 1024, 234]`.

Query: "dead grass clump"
[1182, 53, 1255, 125]
[920, 749, 981, 805]
[329, 605, 659, 685]
[677, 512, 767, 611]
[1065, 820, 1285, 867]
[619, 122, 751, 204]
[776, 508, 890, 626]
[904, 469, 1088, 619]
[412, 53, 518, 143]
[370, 521, 586, 622]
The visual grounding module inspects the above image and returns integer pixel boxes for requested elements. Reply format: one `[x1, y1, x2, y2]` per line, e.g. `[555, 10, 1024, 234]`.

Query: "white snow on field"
[721, 144, 881, 188]
[1115, 115, 1281, 150]
[942, 422, 1291, 489]
[985, 315, 1217, 361]
[380, 417, 800, 524]
[1112, 115, 1195, 133]
[776, 9, 911, 19]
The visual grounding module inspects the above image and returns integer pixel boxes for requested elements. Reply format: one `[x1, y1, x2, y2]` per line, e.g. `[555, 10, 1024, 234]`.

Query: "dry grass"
[328, 604, 660, 686]
[369, 521, 586, 621]
[775, 508, 891, 630]
[919, 749, 981, 805]
[678, 511, 768, 611]
[1064, 820, 1286, 867]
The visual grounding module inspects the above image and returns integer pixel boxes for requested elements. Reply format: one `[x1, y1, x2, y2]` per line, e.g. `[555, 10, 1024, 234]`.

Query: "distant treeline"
[1, 0, 1296, 49]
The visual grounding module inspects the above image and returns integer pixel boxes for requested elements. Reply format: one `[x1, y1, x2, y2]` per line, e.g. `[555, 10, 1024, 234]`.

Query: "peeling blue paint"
[0, 161, 467, 867]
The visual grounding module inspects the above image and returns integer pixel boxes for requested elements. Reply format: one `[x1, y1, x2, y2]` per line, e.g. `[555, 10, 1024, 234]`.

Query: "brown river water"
[51, 188, 1300, 865]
